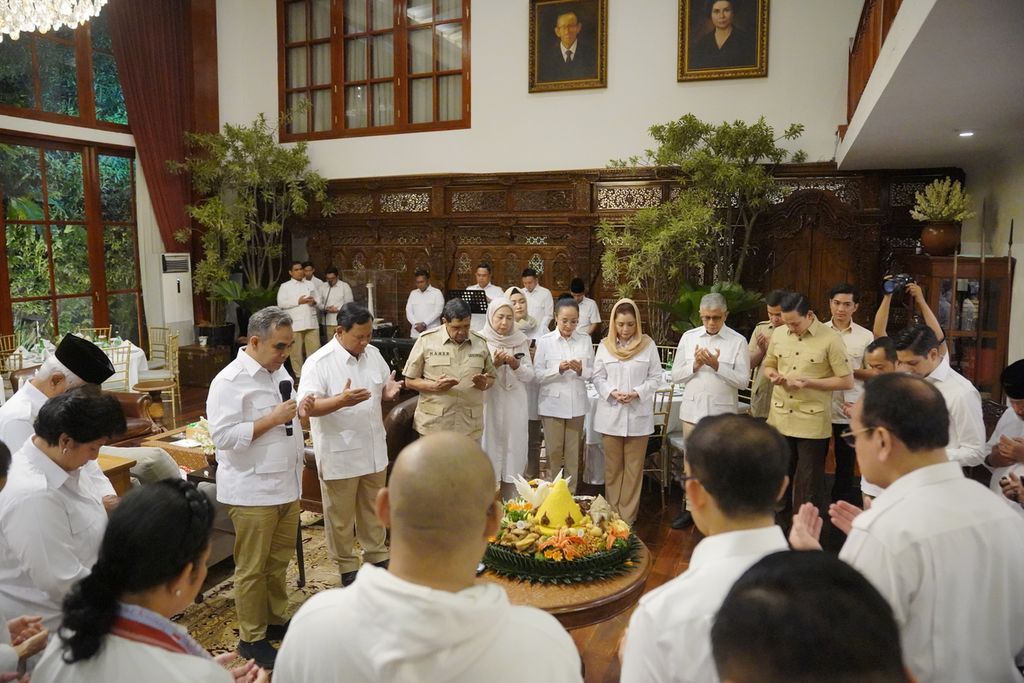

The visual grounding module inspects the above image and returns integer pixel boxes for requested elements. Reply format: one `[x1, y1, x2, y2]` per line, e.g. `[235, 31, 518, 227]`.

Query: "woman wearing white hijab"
[479, 297, 535, 499]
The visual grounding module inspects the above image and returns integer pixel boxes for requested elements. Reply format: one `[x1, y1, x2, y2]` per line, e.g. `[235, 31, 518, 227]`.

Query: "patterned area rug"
[174, 512, 341, 656]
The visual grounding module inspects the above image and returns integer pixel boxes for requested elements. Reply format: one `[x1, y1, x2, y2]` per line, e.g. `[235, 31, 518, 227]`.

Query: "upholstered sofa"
[10, 365, 162, 444]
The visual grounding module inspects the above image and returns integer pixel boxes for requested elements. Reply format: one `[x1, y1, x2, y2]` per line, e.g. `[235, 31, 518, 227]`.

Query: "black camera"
[883, 273, 914, 295]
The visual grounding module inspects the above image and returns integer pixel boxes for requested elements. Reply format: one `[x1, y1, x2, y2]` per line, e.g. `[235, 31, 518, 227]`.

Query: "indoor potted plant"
[910, 177, 975, 256]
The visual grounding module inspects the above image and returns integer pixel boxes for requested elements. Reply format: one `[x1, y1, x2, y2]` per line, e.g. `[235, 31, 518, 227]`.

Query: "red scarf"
[110, 615, 190, 655]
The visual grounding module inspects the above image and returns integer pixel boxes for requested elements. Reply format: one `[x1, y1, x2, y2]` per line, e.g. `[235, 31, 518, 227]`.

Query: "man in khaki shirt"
[403, 298, 497, 440]
[747, 289, 787, 419]
[762, 292, 852, 521]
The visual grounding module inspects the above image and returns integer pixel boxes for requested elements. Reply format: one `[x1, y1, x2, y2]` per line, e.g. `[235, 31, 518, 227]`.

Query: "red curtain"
[107, 0, 192, 252]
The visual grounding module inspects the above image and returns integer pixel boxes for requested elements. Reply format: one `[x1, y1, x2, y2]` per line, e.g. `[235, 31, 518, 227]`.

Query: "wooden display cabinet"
[905, 256, 1015, 401]
[179, 344, 232, 388]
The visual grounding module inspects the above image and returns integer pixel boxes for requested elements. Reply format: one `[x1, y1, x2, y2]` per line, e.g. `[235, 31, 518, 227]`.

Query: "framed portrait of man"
[529, 0, 608, 93]
[678, 0, 769, 82]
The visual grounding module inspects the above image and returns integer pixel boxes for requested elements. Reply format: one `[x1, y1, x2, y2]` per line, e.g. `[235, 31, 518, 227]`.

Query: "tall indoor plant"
[171, 111, 336, 338]
[909, 177, 975, 256]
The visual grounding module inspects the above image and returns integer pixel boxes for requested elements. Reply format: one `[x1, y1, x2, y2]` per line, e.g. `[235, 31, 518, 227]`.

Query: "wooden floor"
[165, 385, 702, 683]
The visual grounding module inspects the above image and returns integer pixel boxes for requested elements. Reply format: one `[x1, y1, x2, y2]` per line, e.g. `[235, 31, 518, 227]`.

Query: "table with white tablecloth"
[582, 382, 685, 485]
[39, 340, 149, 388]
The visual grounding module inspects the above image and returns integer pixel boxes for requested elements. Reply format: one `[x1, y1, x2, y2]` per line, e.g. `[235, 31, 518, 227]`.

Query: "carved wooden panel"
[451, 190, 506, 213]
[512, 189, 573, 212]
[380, 191, 430, 213]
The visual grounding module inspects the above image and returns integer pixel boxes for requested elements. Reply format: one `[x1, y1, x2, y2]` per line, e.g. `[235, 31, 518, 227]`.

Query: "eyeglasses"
[840, 426, 875, 447]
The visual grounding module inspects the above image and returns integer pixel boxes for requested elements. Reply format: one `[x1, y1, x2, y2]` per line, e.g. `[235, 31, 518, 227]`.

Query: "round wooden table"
[478, 540, 651, 630]
[132, 379, 176, 428]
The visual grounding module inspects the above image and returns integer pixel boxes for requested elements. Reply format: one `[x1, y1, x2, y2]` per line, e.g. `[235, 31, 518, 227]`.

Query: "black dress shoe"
[671, 511, 694, 530]
[238, 638, 278, 669]
[265, 620, 290, 641]
[372, 559, 390, 570]
[341, 570, 358, 586]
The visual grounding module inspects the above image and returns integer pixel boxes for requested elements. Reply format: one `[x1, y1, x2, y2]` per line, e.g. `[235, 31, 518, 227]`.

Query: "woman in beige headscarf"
[478, 297, 535, 499]
[591, 299, 664, 524]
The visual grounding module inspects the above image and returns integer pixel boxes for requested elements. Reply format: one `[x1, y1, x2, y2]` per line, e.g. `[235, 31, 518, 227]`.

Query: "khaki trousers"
[602, 434, 649, 524]
[289, 328, 321, 378]
[526, 419, 543, 479]
[227, 500, 300, 642]
[320, 470, 390, 574]
[542, 416, 584, 493]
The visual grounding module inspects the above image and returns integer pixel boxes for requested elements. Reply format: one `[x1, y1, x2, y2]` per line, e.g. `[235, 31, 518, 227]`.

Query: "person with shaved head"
[274, 433, 583, 683]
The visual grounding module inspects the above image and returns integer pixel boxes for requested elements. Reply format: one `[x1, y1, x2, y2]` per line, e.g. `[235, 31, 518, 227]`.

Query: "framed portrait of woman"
[678, 0, 769, 82]
[529, 0, 608, 93]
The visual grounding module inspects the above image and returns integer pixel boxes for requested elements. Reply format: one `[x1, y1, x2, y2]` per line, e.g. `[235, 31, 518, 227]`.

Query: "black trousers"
[831, 422, 860, 506]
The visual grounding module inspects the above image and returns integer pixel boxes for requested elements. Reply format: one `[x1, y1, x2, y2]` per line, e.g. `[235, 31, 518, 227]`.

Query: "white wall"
[961, 156, 1024, 364]
[217, 0, 863, 178]
[0, 115, 167, 332]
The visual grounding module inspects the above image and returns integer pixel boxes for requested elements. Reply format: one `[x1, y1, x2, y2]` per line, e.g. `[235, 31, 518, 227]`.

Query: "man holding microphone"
[208, 306, 311, 670]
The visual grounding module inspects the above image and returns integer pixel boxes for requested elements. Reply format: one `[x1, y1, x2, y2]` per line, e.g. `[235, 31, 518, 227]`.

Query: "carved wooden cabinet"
[905, 255, 1015, 400]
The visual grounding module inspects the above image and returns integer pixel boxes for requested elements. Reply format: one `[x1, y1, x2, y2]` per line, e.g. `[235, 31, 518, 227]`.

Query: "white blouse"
[591, 342, 664, 437]
[0, 441, 108, 631]
[533, 330, 594, 419]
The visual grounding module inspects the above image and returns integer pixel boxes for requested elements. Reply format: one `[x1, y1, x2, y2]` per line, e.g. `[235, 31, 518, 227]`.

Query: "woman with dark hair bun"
[0, 386, 126, 637]
[33, 479, 267, 682]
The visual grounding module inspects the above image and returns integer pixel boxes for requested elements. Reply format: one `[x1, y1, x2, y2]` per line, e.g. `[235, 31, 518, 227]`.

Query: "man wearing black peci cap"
[984, 359, 1024, 512]
[0, 334, 120, 510]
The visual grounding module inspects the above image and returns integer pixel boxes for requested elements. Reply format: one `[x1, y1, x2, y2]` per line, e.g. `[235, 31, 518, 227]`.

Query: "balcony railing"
[842, 0, 903, 139]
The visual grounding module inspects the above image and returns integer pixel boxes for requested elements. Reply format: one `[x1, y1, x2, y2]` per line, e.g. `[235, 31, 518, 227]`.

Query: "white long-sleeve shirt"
[620, 526, 789, 683]
[925, 361, 986, 466]
[523, 285, 554, 339]
[592, 342, 664, 437]
[206, 349, 303, 506]
[0, 441, 108, 631]
[670, 325, 750, 425]
[277, 278, 320, 331]
[534, 330, 594, 419]
[840, 462, 1024, 683]
[297, 339, 389, 480]
[824, 320, 874, 425]
[321, 280, 355, 327]
[405, 285, 445, 338]
[984, 407, 1024, 514]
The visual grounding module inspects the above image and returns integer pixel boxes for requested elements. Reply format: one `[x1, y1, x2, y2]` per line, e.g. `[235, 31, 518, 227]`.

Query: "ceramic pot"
[920, 220, 961, 256]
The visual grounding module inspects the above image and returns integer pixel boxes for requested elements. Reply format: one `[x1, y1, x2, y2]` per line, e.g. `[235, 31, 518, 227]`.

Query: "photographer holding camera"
[872, 275, 948, 360]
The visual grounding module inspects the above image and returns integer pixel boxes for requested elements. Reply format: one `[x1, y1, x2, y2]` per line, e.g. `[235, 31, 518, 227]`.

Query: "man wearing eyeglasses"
[790, 373, 1024, 683]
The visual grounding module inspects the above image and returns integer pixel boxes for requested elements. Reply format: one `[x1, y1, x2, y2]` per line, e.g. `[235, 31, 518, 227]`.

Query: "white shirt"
[298, 338, 389, 480]
[0, 381, 116, 499]
[523, 285, 554, 339]
[206, 349, 303, 506]
[576, 296, 601, 333]
[925, 361, 986, 466]
[277, 278, 320, 331]
[0, 441, 108, 631]
[405, 285, 445, 338]
[984, 407, 1024, 514]
[33, 632, 232, 683]
[840, 462, 1024, 683]
[592, 342, 664, 437]
[620, 526, 789, 683]
[321, 279, 355, 327]
[274, 564, 582, 683]
[824, 320, 874, 425]
[534, 330, 594, 419]
[467, 283, 504, 331]
[670, 325, 750, 425]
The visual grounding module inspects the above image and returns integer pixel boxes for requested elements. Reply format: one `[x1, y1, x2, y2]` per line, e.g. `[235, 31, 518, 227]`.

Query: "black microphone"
[279, 380, 294, 436]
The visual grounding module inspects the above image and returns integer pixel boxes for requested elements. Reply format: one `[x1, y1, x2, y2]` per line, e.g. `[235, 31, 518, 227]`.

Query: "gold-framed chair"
[147, 326, 171, 370]
[79, 326, 113, 341]
[0, 335, 22, 401]
[656, 345, 678, 370]
[643, 387, 674, 509]
[102, 343, 132, 392]
[138, 334, 181, 418]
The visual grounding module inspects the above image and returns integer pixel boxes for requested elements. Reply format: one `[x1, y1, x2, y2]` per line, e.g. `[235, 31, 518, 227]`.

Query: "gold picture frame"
[678, 0, 769, 82]
[529, 0, 608, 93]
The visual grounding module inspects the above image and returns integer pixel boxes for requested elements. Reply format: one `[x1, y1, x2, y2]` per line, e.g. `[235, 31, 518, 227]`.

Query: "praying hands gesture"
[788, 501, 865, 550]
[493, 350, 520, 370]
[214, 653, 269, 683]
[8, 615, 47, 661]
[610, 389, 639, 404]
[756, 331, 770, 353]
[559, 359, 583, 375]
[472, 373, 494, 390]
[692, 346, 721, 372]
[431, 374, 461, 392]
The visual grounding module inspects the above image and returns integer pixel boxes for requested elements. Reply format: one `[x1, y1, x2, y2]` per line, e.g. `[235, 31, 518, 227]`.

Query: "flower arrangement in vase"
[910, 178, 976, 256]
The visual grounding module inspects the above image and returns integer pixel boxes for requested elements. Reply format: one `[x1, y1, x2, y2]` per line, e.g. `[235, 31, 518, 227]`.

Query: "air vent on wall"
[162, 254, 190, 273]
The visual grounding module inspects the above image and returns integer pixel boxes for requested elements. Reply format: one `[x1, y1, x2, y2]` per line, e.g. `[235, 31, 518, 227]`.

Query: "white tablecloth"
[582, 380, 685, 485]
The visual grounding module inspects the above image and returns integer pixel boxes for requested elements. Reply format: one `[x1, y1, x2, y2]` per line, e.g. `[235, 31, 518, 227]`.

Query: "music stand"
[448, 289, 488, 315]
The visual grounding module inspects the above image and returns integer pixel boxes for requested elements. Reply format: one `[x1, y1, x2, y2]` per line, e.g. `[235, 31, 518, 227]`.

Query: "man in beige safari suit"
[403, 298, 497, 439]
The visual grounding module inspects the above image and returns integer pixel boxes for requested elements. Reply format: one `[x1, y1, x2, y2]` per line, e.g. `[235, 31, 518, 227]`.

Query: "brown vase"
[919, 220, 961, 256]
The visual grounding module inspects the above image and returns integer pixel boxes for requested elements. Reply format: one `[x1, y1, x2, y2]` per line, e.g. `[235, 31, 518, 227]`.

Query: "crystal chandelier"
[0, 0, 109, 42]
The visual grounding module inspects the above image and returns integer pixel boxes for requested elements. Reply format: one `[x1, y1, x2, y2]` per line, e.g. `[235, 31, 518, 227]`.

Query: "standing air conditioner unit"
[160, 253, 195, 345]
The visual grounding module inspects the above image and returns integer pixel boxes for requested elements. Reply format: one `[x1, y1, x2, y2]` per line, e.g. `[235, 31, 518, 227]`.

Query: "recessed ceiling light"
[958, 131, 975, 137]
